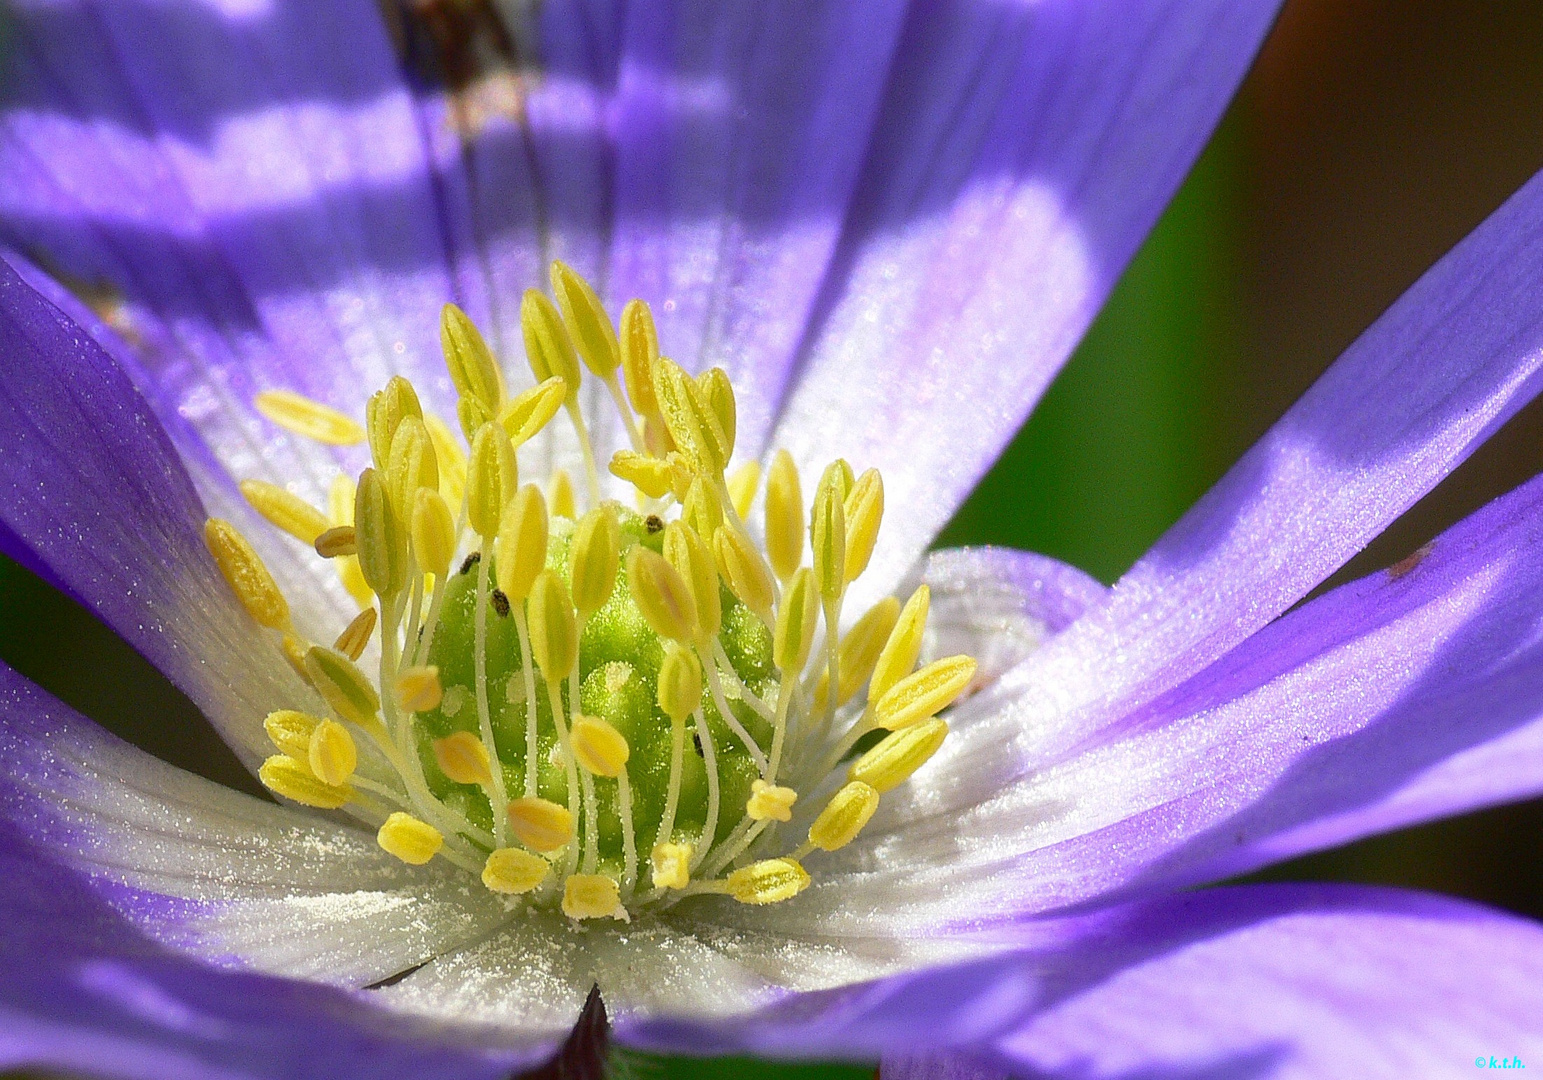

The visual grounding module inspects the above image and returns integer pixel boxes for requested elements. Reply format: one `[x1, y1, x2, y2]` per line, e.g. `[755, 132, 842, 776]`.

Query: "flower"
[2, 1, 1543, 1079]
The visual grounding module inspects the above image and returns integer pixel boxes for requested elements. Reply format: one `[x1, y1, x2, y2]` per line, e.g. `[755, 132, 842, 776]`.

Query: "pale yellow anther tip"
[507, 796, 574, 853]
[307, 718, 357, 786]
[258, 754, 351, 809]
[746, 779, 798, 823]
[482, 847, 550, 894]
[433, 731, 493, 786]
[254, 389, 365, 446]
[848, 717, 949, 794]
[808, 781, 879, 852]
[650, 842, 692, 890]
[726, 858, 810, 905]
[562, 874, 627, 921]
[377, 812, 443, 866]
[395, 664, 443, 714]
[570, 715, 630, 777]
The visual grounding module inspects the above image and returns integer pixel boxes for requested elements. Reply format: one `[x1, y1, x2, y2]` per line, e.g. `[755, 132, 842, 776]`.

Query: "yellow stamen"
[333, 606, 377, 661]
[726, 460, 761, 520]
[619, 298, 661, 418]
[562, 874, 625, 920]
[263, 709, 320, 760]
[280, 632, 313, 684]
[467, 424, 518, 539]
[508, 796, 574, 853]
[570, 505, 620, 616]
[810, 461, 847, 604]
[482, 847, 549, 894]
[395, 664, 443, 713]
[377, 812, 443, 865]
[609, 450, 674, 499]
[314, 525, 358, 558]
[683, 475, 723, 539]
[411, 488, 456, 580]
[813, 596, 901, 713]
[571, 715, 630, 777]
[842, 468, 883, 583]
[807, 781, 879, 852]
[423, 412, 467, 508]
[527, 571, 577, 681]
[551, 260, 621, 378]
[433, 731, 493, 786]
[746, 780, 797, 823]
[650, 841, 692, 890]
[304, 646, 381, 728]
[441, 303, 503, 415]
[521, 290, 582, 407]
[764, 449, 804, 582]
[869, 585, 930, 703]
[366, 375, 422, 470]
[626, 547, 698, 643]
[386, 415, 439, 516]
[499, 376, 567, 446]
[255, 389, 365, 446]
[354, 468, 409, 598]
[307, 718, 357, 785]
[657, 642, 703, 722]
[203, 519, 290, 630]
[663, 521, 720, 640]
[726, 858, 809, 905]
[495, 484, 549, 602]
[696, 367, 736, 462]
[712, 525, 775, 624]
[328, 473, 373, 608]
[652, 358, 728, 478]
[773, 567, 819, 674]
[239, 480, 329, 545]
[873, 655, 977, 731]
[547, 468, 577, 520]
[849, 718, 948, 793]
[259, 755, 351, 809]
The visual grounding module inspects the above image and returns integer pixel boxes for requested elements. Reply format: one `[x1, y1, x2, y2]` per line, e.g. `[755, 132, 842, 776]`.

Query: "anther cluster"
[210, 262, 977, 921]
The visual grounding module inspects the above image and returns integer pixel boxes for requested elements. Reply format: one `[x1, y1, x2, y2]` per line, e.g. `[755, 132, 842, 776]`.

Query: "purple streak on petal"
[1012, 166, 1543, 760]
[879, 1055, 1010, 1080]
[605, 0, 911, 449]
[0, 258, 303, 762]
[623, 885, 1543, 1071]
[0, 817, 544, 1080]
[769, 0, 1282, 607]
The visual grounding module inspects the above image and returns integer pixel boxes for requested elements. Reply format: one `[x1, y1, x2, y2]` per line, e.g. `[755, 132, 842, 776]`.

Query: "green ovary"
[414, 507, 775, 871]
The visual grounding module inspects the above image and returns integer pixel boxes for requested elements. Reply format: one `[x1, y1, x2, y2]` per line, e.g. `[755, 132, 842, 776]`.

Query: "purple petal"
[768, 0, 1282, 605]
[1010, 165, 1543, 760]
[0, 256, 301, 762]
[879, 1056, 1009, 1080]
[624, 885, 1543, 1072]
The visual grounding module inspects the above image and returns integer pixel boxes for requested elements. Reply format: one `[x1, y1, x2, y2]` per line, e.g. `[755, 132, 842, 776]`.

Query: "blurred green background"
[5, 1, 1543, 1077]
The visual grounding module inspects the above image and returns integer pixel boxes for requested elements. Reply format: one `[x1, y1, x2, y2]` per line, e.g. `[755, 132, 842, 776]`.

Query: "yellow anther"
[813, 596, 901, 713]
[657, 641, 703, 722]
[712, 525, 775, 624]
[254, 389, 365, 446]
[441, 304, 503, 414]
[548, 468, 577, 520]
[366, 376, 423, 469]
[456, 394, 492, 444]
[773, 567, 820, 675]
[329, 473, 373, 608]
[808, 780, 879, 852]
[666, 451, 696, 502]
[314, 525, 357, 558]
[570, 505, 620, 615]
[746, 780, 798, 823]
[869, 585, 930, 703]
[650, 842, 692, 890]
[467, 422, 518, 538]
[551, 260, 621, 378]
[499, 376, 567, 446]
[304, 646, 381, 728]
[203, 519, 290, 630]
[831, 459, 855, 499]
[727, 460, 761, 521]
[377, 812, 443, 866]
[507, 796, 575, 853]
[387, 415, 439, 517]
[609, 450, 674, 499]
[495, 484, 549, 602]
[873, 655, 977, 731]
[333, 606, 377, 661]
[626, 547, 698, 643]
[263, 709, 320, 760]
[259, 755, 351, 808]
[395, 664, 443, 713]
[239, 479, 329, 545]
[726, 858, 810, 905]
[652, 357, 729, 477]
[570, 715, 630, 777]
[527, 570, 577, 681]
[423, 413, 467, 508]
[354, 468, 409, 597]
[281, 632, 313, 684]
[764, 449, 804, 582]
[842, 468, 884, 583]
[433, 730, 493, 786]
[307, 718, 357, 786]
[663, 521, 720, 640]
[521, 289, 582, 407]
[619, 298, 661, 417]
[562, 874, 625, 920]
[482, 847, 549, 894]
[411, 488, 456, 581]
[696, 367, 737, 461]
[849, 717, 948, 793]
[682, 475, 723, 539]
[810, 461, 848, 603]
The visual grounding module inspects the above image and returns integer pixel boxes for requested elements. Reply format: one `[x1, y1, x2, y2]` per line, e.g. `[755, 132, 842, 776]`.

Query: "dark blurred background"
[4, 2, 1543, 1077]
